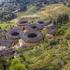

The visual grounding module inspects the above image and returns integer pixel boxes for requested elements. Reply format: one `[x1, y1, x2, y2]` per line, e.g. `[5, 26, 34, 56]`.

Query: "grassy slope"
[38, 4, 70, 19]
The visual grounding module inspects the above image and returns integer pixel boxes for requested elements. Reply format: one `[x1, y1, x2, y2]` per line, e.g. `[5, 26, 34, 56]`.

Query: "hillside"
[0, 4, 70, 29]
[0, 3, 70, 70]
[0, 0, 70, 21]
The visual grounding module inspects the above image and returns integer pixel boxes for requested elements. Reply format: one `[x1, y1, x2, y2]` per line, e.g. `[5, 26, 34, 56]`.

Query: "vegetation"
[0, 2, 70, 70]
[9, 58, 27, 70]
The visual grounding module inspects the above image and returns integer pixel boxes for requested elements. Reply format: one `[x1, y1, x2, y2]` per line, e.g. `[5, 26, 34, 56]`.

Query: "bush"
[0, 12, 16, 21]
[56, 28, 65, 35]
[20, 6, 27, 12]
[66, 33, 70, 40]
[49, 39, 59, 46]
[9, 58, 27, 70]
[3, 13, 16, 21]
[57, 13, 69, 24]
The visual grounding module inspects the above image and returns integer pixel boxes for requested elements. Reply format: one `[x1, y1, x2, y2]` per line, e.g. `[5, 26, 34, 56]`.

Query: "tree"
[17, 0, 28, 11]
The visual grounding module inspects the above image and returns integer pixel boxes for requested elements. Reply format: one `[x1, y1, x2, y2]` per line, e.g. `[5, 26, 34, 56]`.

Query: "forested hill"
[0, 0, 69, 7]
[0, 0, 68, 3]
[0, 0, 69, 21]
[0, 0, 69, 14]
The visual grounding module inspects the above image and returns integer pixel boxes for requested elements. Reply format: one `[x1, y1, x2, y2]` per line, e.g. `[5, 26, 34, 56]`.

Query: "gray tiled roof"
[0, 48, 16, 57]
[0, 39, 13, 47]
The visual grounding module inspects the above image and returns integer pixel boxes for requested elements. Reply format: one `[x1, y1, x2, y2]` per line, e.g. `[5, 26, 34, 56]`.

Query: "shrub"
[49, 39, 58, 46]
[56, 26, 66, 35]
[57, 13, 69, 24]
[3, 13, 16, 21]
[56, 29, 64, 35]
[9, 58, 27, 70]
[66, 33, 70, 40]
